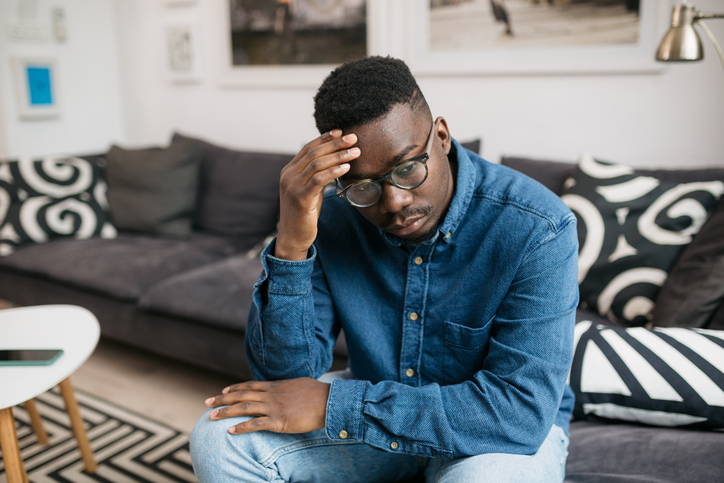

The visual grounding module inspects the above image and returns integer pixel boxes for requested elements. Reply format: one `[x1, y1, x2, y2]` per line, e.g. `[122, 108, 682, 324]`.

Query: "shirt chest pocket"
[442, 319, 493, 385]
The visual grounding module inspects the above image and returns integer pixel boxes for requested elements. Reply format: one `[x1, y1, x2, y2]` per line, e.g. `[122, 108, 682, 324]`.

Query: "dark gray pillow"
[710, 304, 724, 331]
[653, 197, 724, 329]
[105, 137, 202, 237]
[500, 156, 576, 195]
[459, 139, 481, 155]
[172, 133, 290, 243]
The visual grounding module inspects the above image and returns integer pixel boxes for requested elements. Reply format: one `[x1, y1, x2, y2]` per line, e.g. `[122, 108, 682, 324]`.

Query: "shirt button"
[405, 368, 414, 377]
[409, 312, 418, 321]
[445, 232, 451, 239]
[339, 430, 348, 439]
[391, 441, 399, 450]
[414, 256, 423, 265]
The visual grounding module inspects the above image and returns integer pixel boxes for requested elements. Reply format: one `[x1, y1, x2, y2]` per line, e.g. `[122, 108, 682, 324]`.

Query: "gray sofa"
[1, 138, 722, 481]
[0, 134, 323, 381]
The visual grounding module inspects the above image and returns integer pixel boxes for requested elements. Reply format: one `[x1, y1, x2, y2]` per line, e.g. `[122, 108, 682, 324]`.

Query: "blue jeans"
[191, 412, 568, 482]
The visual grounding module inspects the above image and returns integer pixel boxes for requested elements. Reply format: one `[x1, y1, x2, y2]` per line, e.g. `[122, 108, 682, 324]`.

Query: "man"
[190, 56, 578, 482]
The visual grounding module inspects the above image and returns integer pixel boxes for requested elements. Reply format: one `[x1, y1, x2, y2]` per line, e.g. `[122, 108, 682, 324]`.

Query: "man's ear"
[435, 116, 452, 156]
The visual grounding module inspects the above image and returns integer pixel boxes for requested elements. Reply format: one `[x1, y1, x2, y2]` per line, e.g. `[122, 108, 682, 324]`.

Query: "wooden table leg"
[58, 378, 97, 474]
[0, 407, 28, 483]
[23, 399, 48, 445]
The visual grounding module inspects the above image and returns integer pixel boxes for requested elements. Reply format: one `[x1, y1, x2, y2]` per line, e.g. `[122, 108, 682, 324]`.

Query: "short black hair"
[313, 56, 429, 134]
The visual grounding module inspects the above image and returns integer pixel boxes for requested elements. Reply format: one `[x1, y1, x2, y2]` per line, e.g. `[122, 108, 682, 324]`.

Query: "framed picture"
[166, 23, 203, 83]
[11, 57, 60, 120]
[408, 0, 670, 75]
[217, 0, 386, 88]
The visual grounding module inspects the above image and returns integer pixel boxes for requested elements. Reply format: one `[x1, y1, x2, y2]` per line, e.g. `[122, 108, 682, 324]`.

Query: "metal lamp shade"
[657, 25, 704, 61]
[656, 3, 704, 62]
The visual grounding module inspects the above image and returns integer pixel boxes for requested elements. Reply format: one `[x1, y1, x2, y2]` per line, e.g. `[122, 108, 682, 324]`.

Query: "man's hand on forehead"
[274, 129, 360, 261]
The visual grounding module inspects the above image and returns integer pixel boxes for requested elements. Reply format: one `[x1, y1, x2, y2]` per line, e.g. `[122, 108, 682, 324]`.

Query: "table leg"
[58, 378, 97, 474]
[23, 399, 48, 445]
[0, 407, 28, 483]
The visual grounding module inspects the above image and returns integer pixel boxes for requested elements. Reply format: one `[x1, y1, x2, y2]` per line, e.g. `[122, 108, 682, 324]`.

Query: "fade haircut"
[314, 56, 429, 134]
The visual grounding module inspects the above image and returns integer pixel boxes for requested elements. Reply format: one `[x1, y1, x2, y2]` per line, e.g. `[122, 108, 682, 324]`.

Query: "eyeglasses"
[335, 120, 436, 208]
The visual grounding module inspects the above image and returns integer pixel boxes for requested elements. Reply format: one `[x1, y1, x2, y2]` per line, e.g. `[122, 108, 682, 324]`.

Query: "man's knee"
[190, 409, 257, 480]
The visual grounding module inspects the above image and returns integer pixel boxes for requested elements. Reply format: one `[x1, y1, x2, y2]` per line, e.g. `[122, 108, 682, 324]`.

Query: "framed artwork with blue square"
[12, 57, 60, 120]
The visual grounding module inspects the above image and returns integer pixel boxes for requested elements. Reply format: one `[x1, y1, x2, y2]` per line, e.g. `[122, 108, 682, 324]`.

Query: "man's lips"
[386, 216, 426, 236]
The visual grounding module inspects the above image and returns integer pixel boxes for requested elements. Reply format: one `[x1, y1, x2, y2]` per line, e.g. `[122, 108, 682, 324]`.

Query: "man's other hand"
[275, 129, 359, 261]
[204, 378, 332, 435]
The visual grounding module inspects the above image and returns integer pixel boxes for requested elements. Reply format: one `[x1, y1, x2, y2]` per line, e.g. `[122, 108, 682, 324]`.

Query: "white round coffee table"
[0, 305, 100, 482]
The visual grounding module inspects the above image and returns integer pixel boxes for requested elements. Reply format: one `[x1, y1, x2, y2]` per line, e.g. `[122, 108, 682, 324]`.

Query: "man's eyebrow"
[341, 143, 418, 181]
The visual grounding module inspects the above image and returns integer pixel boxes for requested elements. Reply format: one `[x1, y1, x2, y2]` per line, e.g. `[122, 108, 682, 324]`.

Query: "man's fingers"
[205, 388, 266, 408]
[299, 148, 358, 186]
[228, 416, 277, 435]
[209, 400, 268, 420]
[290, 132, 357, 174]
[222, 380, 272, 394]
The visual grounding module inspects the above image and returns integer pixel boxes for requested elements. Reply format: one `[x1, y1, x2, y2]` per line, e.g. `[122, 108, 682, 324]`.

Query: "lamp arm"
[695, 19, 724, 70]
[695, 13, 724, 20]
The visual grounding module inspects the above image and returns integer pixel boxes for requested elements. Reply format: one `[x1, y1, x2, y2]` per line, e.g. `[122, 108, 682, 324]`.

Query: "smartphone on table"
[0, 349, 64, 366]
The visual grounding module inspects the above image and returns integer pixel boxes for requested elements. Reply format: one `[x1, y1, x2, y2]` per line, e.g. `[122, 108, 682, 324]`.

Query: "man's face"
[339, 103, 454, 243]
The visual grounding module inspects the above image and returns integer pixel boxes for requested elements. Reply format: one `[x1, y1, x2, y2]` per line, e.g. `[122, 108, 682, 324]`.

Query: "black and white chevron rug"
[0, 387, 196, 482]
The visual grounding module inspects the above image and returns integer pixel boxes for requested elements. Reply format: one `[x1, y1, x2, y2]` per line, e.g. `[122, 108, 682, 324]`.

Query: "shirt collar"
[378, 138, 477, 247]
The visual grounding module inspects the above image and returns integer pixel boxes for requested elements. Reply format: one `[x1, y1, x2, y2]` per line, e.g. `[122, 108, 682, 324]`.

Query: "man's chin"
[398, 219, 441, 245]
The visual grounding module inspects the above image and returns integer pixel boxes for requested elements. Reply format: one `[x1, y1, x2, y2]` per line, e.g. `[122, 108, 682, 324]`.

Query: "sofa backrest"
[173, 133, 293, 248]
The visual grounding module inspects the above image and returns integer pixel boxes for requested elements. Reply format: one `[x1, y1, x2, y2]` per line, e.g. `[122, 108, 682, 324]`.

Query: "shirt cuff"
[259, 239, 316, 295]
[325, 379, 369, 442]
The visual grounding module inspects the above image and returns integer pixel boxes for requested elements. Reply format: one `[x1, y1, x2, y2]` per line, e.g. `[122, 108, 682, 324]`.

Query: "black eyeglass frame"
[335, 120, 437, 208]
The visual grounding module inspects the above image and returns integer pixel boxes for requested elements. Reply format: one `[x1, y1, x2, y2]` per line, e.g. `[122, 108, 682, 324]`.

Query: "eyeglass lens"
[346, 159, 427, 206]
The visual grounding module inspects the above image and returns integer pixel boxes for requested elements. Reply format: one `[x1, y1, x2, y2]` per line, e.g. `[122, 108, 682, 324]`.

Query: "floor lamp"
[656, 2, 724, 68]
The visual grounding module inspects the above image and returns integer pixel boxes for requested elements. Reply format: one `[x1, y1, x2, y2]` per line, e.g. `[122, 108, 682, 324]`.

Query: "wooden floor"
[1, 299, 238, 434]
[71, 339, 238, 433]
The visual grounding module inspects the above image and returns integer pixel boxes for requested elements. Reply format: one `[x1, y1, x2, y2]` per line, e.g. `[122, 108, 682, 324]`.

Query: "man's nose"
[378, 183, 413, 214]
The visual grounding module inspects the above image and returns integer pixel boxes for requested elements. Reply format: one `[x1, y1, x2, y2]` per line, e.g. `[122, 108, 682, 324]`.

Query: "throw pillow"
[105, 136, 202, 237]
[501, 156, 576, 195]
[561, 154, 724, 326]
[569, 320, 724, 429]
[460, 139, 481, 155]
[172, 133, 290, 246]
[0, 156, 117, 256]
[652, 197, 724, 329]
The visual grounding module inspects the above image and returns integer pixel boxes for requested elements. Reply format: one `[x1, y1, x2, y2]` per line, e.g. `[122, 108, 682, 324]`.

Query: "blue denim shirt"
[246, 139, 578, 459]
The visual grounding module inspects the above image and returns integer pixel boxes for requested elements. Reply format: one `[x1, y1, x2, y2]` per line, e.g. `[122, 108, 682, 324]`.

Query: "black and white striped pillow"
[0, 156, 116, 256]
[569, 321, 724, 428]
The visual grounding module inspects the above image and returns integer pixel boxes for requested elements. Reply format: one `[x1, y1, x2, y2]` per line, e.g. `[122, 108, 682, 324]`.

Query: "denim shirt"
[246, 139, 578, 459]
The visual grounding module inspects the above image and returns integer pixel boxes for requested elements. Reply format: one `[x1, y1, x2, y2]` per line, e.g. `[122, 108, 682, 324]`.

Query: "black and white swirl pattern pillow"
[561, 154, 724, 326]
[0, 156, 117, 256]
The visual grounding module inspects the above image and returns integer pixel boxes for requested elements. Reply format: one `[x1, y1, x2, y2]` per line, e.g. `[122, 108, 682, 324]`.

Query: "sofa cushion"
[501, 156, 576, 195]
[569, 320, 724, 429]
[0, 156, 117, 257]
[560, 154, 724, 326]
[652, 197, 724, 330]
[105, 136, 202, 237]
[173, 133, 290, 242]
[0, 232, 247, 301]
[565, 420, 724, 482]
[139, 236, 350, 357]
[137, 251, 263, 331]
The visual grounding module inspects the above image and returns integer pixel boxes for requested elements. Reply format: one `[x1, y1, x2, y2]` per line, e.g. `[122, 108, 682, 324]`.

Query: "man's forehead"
[341, 139, 419, 181]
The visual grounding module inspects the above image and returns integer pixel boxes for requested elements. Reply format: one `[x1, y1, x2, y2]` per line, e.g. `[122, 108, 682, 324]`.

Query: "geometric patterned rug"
[0, 387, 196, 482]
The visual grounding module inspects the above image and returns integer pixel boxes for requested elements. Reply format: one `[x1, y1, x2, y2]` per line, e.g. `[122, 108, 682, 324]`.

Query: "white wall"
[3, 0, 723, 170]
[0, 0, 125, 158]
